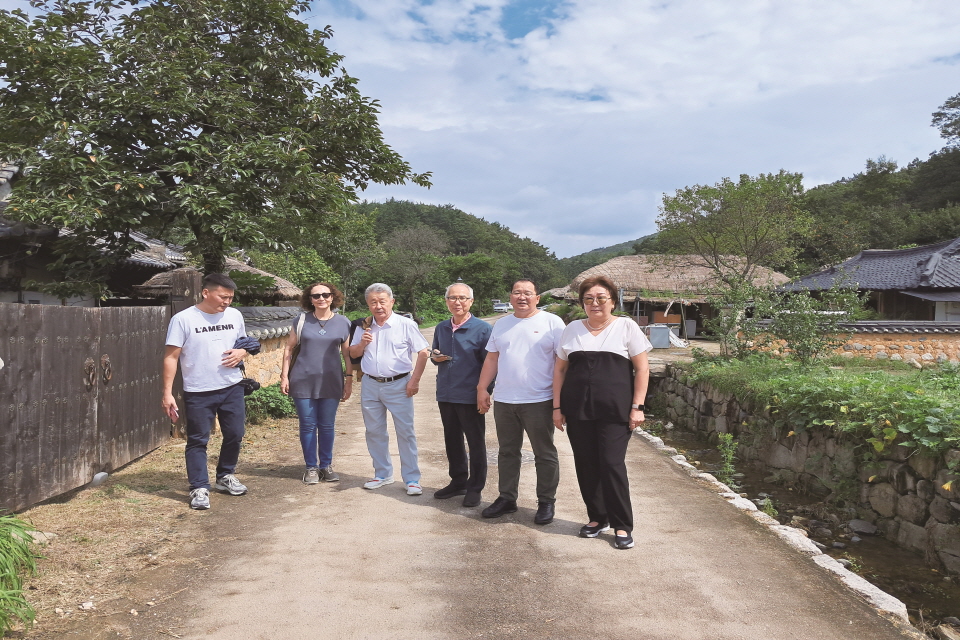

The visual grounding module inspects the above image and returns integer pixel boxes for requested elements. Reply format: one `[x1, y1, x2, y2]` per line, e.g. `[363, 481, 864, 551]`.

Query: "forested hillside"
[557, 234, 655, 281]
[795, 151, 960, 274]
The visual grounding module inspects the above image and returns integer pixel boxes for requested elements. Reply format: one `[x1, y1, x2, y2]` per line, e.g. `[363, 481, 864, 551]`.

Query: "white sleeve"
[485, 325, 500, 353]
[556, 324, 574, 361]
[165, 313, 188, 348]
[408, 320, 429, 352]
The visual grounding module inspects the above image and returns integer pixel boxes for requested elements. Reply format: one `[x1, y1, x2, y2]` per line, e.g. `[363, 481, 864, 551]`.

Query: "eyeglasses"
[446, 296, 472, 302]
[310, 292, 333, 300]
[583, 296, 611, 305]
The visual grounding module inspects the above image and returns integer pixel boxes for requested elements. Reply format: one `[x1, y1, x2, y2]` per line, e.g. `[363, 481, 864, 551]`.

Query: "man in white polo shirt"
[349, 283, 430, 496]
[477, 279, 565, 525]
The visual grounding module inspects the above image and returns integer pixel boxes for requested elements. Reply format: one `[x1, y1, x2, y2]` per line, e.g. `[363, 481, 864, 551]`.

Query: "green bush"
[245, 384, 297, 423]
[0, 514, 38, 633]
[546, 302, 586, 324]
[683, 357, 960, 456]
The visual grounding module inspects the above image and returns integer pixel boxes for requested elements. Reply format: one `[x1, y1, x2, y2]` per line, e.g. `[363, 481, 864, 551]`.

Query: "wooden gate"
[0, 303, 169, 512]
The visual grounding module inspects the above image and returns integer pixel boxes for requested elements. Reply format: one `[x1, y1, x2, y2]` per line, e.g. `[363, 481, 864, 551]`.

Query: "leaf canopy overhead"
[0, 0, 430, 288]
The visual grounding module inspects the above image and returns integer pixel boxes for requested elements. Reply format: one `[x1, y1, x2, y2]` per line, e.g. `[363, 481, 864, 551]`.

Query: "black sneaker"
[434, 484, 467, 499]
[481, 497, 518, 518]
[579, 522, 611, 538]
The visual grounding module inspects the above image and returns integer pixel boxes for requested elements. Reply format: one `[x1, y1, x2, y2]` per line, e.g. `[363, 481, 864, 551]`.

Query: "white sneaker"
[363, 477, 395, 490]
[406, 482, 423, 496]
[214, 474, 248, 495]
[189, 488, 210, 510]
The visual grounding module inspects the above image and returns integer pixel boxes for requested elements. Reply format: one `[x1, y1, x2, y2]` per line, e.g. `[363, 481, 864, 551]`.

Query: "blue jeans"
[293, 397, 340, 468]
[184, 384, 246, 490]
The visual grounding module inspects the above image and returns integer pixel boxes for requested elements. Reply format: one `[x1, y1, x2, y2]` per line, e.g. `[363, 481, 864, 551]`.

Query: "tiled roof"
[838, 321, 960, 334]
[238, 306, 302, 339]
[123, 232, 189, 269]
[788, 238, 960, 291]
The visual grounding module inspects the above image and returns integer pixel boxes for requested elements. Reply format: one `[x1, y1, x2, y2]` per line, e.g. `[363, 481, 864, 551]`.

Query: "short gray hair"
[445, 283, 474, 299]
[365, 283, 394, 299]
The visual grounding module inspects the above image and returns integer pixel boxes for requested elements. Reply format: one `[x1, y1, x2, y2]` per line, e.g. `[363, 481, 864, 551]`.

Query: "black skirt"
[560, 351, 634, 424]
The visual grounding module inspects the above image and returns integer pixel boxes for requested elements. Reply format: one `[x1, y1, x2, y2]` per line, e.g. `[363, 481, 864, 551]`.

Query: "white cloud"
[325, 0, 955, 259]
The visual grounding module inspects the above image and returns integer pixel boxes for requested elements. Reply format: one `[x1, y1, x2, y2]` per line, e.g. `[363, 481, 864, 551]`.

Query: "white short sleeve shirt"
[350, 312, 429, 377]
[557, 317, 653, 361]
[485, 311, 565, 404]
[165, 306, 246, 392]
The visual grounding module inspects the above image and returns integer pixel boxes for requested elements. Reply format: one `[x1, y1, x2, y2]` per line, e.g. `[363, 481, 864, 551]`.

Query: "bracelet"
[553, 407, 561, 411]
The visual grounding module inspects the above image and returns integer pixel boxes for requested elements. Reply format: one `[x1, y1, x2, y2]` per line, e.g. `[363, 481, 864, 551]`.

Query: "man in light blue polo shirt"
[430, 282, 492, 508]
[349, 283, 430, 496]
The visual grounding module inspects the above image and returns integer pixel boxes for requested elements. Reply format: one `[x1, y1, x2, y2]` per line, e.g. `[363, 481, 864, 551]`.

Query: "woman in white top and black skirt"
[552, 275, 652, 549]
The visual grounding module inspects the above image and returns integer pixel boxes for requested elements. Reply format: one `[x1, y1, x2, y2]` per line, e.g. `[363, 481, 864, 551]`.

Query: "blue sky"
[301, 0, 960, 257]
[4, 0, 960, 258]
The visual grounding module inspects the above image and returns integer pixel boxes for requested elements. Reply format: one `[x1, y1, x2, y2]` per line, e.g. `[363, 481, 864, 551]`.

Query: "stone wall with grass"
[241, 336, 285, 386]
[654, 364, 960, 575]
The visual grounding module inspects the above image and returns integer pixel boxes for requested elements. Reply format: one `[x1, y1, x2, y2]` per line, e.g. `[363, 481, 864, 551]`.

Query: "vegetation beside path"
[7, 419, 295, 638]
[680, 355, 960, 457]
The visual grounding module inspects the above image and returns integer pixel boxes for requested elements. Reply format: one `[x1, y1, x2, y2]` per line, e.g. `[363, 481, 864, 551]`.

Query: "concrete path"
[168, 323, 913, 640]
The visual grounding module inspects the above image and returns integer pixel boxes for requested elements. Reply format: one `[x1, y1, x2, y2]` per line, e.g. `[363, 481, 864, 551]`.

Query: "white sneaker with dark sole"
[214, 474, 248, 495]
[363, 477, 395, 490]
[190, 488, 210, 510]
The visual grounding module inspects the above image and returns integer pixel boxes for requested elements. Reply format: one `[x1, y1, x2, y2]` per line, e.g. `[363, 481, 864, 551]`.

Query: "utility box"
[648, 324, 671, 349]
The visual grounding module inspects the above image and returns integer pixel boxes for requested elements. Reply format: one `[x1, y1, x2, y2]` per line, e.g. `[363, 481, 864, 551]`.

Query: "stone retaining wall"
[839, 334, 960, 364]
[241, 336, 285, 386]
[655, 365, 960, 575]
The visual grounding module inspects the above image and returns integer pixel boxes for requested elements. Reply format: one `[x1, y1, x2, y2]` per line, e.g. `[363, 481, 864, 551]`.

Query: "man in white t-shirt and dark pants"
[162, 273, 251, 510]
[477, 279, 566, 524]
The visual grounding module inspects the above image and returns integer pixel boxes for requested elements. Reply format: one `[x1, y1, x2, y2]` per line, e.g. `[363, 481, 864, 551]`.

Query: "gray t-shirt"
[289, 313, 351, 399]
[165, 306, 246, 392]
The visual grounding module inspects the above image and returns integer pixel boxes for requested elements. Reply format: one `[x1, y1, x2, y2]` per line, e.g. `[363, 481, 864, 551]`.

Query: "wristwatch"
[631, 403, 645, 411]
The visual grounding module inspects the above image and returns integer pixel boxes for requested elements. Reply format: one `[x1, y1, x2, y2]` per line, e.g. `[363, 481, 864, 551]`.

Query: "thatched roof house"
[133, 258, 300, 304]
[569, 254, 790, 333]
[571, 255, 789, 301]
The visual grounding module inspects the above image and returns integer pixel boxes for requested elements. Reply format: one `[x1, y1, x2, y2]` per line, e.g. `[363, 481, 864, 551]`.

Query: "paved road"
[167, 323, 913, 640]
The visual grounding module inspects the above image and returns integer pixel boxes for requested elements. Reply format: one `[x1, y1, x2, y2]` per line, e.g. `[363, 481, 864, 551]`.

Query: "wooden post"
[167, 268, 202, 438]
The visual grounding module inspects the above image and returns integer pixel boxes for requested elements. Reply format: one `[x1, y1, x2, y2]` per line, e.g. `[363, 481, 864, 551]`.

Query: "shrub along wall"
[655, 365, 960, 575]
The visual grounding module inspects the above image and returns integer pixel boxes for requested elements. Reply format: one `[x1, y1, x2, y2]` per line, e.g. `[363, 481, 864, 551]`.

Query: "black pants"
[566, 418, 633, 532]
[437, 401, 487, 493]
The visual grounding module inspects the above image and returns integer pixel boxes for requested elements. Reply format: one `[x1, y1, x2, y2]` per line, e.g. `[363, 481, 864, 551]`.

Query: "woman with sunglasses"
[281, 282, 353, 484]
[552, 275, 651, 549]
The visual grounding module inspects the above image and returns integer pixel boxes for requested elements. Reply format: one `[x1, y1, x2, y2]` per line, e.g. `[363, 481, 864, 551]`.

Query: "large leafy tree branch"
[655, 170, 810, 283]
[0, 0, 430, 288]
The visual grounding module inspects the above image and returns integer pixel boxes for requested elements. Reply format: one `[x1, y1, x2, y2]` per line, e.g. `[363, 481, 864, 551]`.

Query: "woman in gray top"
[281, 282, 353, 484]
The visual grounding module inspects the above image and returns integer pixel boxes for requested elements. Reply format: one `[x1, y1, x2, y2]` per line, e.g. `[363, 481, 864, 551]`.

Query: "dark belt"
[364, 371, 410, 383]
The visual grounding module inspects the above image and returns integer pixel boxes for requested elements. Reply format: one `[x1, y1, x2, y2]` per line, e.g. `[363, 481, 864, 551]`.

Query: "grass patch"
[682, 356, 960, 455]
[0, 514, 38, 634]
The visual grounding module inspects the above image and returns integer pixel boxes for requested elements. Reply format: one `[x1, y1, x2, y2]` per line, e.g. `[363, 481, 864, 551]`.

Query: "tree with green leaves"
[656, 171, 810, 282]
[0, 0, 430, 296]
[933, 91, 960, 148]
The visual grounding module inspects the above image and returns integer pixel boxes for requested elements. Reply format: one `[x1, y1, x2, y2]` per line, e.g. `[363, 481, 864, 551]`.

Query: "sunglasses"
[310, 292, 333, 300]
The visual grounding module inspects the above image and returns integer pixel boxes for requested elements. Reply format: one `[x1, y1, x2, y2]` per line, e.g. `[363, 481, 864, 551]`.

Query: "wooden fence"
[0, 304, 171, 512]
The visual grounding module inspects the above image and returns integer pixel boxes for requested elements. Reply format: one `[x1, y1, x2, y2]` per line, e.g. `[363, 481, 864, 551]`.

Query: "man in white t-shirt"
[349, 283, 430, 496]
[162, 273, 251, 510]
[477, 279, 565, 524]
